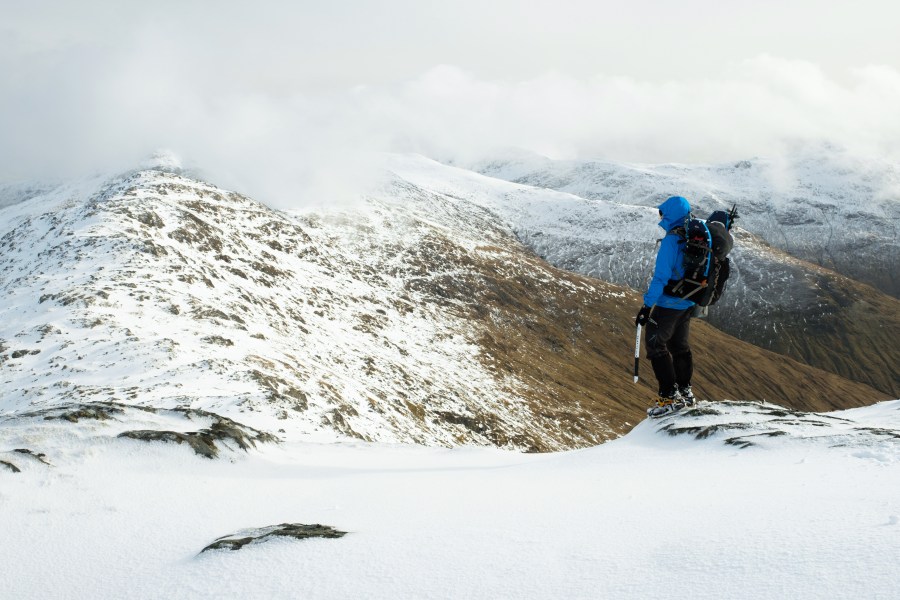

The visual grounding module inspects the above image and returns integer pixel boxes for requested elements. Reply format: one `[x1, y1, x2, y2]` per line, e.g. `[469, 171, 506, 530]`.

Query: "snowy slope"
[1, 399, 897, 599]
[0, 167, 523, 447]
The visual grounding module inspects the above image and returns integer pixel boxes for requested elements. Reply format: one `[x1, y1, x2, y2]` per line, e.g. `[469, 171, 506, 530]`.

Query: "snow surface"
[2, 400, 898, 599]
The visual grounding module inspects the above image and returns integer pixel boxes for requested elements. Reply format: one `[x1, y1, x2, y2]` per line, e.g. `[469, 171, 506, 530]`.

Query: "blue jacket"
[643, 196, 696, 310]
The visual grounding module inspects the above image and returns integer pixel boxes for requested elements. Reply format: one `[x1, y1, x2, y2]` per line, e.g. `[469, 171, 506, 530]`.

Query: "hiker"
[635, 195, 697, 417]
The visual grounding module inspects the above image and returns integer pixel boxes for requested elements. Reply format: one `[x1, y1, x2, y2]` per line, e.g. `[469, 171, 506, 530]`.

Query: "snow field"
[2, 410, 898, 600]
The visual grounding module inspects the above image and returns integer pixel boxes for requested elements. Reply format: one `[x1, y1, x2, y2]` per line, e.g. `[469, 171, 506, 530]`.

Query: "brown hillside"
[427, 237, 891, 449]
[716, 235, 900, 398]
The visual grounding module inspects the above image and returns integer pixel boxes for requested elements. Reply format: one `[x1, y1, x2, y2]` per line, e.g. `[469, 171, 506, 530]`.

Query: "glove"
[635, 305, 652, 327]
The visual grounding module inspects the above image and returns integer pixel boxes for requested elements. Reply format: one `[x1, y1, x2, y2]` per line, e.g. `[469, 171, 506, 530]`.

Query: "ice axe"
[633, 304, 655, 383]
[633, 323, 642, 383]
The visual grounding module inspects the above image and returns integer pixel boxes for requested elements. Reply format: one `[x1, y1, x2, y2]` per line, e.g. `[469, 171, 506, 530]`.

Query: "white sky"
[3, 0, 899, 199]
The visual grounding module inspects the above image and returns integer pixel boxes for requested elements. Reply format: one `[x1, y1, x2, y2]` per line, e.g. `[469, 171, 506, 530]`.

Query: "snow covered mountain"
[467, 144, 900, 297]
[0, 165, 585, 450]
[0, 156, 889, 453]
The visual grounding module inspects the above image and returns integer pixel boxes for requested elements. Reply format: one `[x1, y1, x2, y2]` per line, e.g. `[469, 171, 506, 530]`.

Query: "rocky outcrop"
[10, 402, 279, 459]
[118, 411, 279, 459]
[0, 449, 52, 473]
[201, 523, 347, 553]
[647, 400, 900, 450]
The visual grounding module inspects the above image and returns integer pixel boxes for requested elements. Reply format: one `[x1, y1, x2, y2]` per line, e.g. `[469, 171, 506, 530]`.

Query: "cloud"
[2, 13, 900, 210]
[358, 57, 900, 166]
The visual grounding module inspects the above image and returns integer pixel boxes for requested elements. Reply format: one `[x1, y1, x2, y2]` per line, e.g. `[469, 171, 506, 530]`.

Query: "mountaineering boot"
[678, 385, 696, 407]
[647, 390, 684, 418]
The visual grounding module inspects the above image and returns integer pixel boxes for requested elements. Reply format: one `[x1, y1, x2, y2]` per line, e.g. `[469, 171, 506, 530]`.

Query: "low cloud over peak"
[3, 4, 899, 207]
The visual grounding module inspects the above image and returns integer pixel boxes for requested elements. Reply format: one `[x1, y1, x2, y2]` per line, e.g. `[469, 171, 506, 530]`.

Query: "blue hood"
[658, 196, 691, 232]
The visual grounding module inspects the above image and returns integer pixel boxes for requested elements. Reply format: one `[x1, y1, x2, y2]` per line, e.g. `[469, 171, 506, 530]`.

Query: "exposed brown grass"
[761, 272, 900, 397]
[424, 236, 891, 447]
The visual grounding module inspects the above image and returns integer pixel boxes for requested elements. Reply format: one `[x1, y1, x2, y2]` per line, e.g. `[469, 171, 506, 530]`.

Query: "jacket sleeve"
[643, 236, 677, 306]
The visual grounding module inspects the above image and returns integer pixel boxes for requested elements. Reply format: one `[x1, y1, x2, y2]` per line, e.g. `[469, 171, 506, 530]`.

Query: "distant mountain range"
[0, 152, 895, 451]
[466, 145, 899, 293]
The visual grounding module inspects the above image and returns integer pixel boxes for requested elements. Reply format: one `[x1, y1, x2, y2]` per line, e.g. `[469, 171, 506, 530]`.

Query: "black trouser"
[644, 306, 693, 396]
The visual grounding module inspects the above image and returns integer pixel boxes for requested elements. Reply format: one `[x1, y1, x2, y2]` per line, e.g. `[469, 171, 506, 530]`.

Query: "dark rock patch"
[725, 437, 755, 449]
[135, 210, 165, 229]
[660, 422, 752, 440]
[118, 430, 220, 458]
[24, 403, 127, 423]
[854, 426, 900, 440]
[13, 449, 51, 466]
[0, 460, 21, 473]
[201, 335, 234, 347]
[118, 412, 279, 459]
[770, 419, 830, 427]
[201, 523, 347, 553]
[681, 406, 722, 417]
[725, 430, 789, 449]
[250, 370, 309, 411]
[761, 430, 789, 437]
[762, 409, 806, 418]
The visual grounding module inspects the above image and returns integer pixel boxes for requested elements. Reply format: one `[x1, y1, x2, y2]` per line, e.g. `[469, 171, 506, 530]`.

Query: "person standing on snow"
[635, 195, 697, 416]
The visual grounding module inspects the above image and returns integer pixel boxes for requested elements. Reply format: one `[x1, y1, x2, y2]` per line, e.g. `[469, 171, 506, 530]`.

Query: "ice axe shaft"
[633, 304, 655, 383]
[633, 323, 642, 383]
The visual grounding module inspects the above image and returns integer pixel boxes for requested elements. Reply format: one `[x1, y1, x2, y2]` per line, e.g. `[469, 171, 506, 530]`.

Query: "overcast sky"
[3, 0, 899, 202]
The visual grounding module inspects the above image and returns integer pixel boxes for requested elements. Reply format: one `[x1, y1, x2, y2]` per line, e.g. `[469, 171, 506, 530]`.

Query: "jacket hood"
[658, 196, 691, 231]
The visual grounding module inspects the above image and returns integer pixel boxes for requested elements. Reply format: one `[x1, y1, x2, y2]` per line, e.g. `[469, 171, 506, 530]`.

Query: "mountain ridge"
[1, 161, 891, 452]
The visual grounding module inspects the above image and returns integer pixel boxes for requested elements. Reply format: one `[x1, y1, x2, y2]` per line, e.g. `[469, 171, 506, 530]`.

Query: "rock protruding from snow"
[5, 402, 280, 461]
[0, 448, 52, 474]
[644, 399, 900, 454]
[117, 412, 279, 459]
[201, 523, 347, 553]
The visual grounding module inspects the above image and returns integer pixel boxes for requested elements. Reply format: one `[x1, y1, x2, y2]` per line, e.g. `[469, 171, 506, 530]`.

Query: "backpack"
[663, 206, 738, 307]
